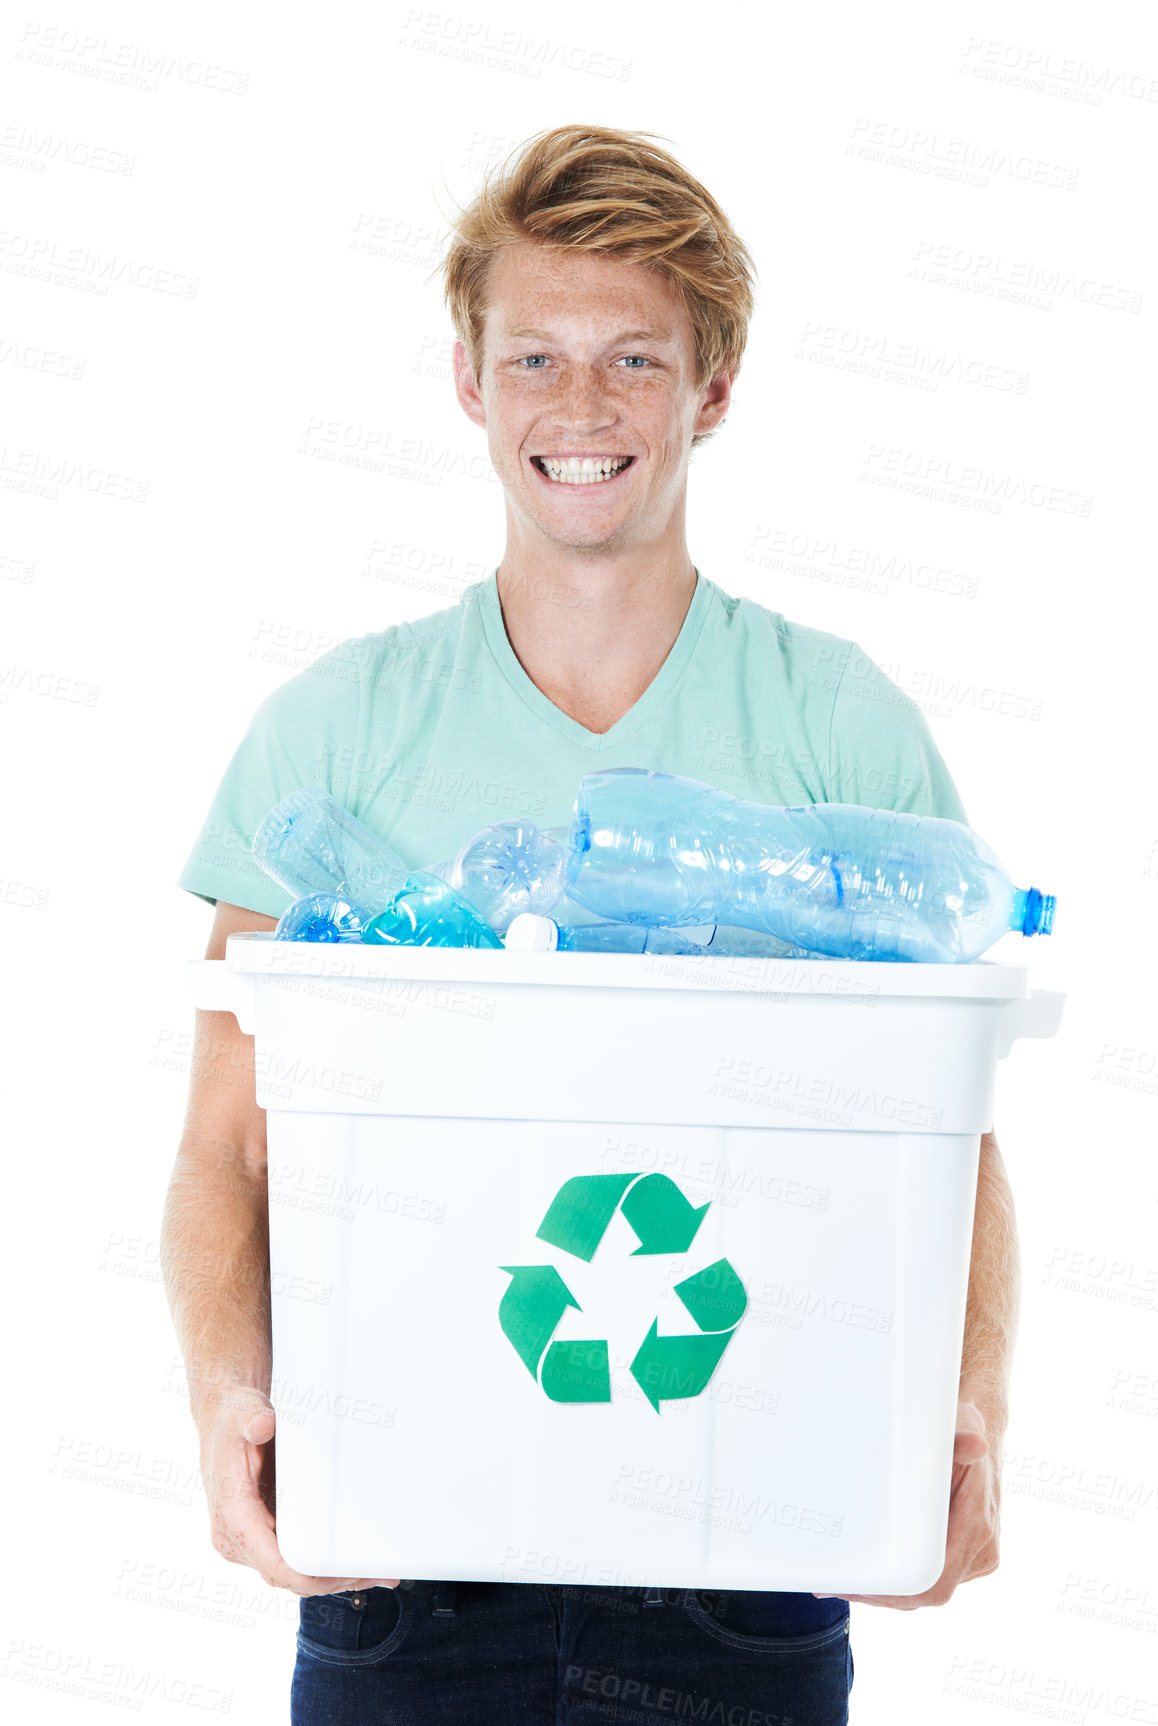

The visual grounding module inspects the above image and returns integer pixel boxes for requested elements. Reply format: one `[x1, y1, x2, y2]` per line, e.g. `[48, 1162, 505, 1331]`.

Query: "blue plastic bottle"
[275, 892, 371, 943]
[253, 786, 503, 947]
[362, 876, 503, 949]
[564, 768, 1056, 964]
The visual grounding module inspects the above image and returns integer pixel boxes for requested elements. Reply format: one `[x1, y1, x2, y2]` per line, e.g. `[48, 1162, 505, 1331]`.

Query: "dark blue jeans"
[291, 1581, 853, 1724]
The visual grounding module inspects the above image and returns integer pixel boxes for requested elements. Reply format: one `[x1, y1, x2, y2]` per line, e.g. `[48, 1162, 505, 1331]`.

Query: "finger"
[941, 1457, 991, 1580]
[839, 1593, 921, 1610]
[220, 1457, 400, 1594]
[948, 1446, 989, 1522]
[215, 1427, 401, 1593]
[820, 1437, 994, 1613]
[218, 1488, 281, 1577]
[301, 1577, 402, 1595]
[815, 1583, 932, 1609]
[217, 1462, 295, 1576]
[853, 1473, 988, 1612]
[231, 1516, 345, 1594]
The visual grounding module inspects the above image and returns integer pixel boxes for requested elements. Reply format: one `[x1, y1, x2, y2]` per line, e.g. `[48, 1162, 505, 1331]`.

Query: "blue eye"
[515, 355, 652, 369]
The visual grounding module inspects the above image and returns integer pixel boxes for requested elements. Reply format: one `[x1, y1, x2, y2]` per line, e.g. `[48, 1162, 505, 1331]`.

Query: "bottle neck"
[1010, 887, 1056, 936]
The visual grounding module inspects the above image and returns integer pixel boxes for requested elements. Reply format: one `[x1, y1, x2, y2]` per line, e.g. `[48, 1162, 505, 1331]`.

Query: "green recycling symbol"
[498, 1172, 747, 1412]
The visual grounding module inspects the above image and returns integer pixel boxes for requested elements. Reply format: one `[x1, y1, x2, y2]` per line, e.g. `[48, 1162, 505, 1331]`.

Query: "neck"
[493, 552, 699, 736]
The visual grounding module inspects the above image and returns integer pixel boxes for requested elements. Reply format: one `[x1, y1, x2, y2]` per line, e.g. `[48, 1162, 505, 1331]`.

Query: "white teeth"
[538, 456, 631, 485]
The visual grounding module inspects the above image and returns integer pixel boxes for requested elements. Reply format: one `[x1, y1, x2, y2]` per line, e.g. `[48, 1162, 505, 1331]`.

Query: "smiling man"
[456, 240, 726, 743]
[166, 124, 1017, 1726]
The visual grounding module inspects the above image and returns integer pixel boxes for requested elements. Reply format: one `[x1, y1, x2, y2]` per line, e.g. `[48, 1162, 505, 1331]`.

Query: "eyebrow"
[501, 327, 676, 345]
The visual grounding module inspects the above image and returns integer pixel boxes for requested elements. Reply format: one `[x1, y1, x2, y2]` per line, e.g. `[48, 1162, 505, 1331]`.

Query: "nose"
[552, 363, 618, 434]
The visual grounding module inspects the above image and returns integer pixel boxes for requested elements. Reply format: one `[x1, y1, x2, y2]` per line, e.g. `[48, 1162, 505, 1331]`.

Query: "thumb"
[954, 1402, 989, 1464]
[241, 1405, 276, 1445]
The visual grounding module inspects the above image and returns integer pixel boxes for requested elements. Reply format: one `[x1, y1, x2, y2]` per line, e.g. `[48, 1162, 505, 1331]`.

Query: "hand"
[813, 1400, 1000, 1610]
[196, 1383, 400, 1596]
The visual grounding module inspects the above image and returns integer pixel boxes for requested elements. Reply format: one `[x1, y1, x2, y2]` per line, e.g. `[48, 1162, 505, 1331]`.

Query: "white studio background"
[4, 1, 1156, 1720]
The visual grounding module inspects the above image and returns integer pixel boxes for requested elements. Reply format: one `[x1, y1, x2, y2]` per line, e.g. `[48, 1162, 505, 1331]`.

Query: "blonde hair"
[433, 124, 758, 452]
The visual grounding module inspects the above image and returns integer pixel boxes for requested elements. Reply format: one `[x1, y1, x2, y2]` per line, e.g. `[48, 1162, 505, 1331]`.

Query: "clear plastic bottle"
[429, 820, 571, 932]
[503, 913, 821, 958]
[699, 926, 829, 960]
[564, 768, 1056, 964]
[253, 786, 502, 947]
[253, 786, 410, 912]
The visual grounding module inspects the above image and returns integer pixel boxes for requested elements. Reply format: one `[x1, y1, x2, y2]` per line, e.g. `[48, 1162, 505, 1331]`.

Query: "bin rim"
[220, 931, 1034, 1001]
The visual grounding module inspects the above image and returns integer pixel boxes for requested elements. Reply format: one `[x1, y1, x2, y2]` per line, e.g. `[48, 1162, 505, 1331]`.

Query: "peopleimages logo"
[499, 1173, 747, 1412]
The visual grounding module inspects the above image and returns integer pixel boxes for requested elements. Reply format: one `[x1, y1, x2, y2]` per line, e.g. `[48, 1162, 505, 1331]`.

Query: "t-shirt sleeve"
[826, 641, 968, 824]
[175, 647, 365, 918]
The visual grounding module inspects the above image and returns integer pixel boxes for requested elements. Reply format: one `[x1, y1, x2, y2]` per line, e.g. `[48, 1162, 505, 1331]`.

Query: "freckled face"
[455, 243, 727, 553]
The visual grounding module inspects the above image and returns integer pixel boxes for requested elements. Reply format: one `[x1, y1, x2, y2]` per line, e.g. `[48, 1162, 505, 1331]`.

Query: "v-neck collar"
[477, 566, 712, 752]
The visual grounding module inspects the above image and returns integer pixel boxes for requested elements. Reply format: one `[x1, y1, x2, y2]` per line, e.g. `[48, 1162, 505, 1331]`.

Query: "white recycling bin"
[188, 934, 1063, 1596]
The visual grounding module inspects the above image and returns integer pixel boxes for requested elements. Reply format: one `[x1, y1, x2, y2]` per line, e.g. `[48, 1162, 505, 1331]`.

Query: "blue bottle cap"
[1017, 887, 1056, 936]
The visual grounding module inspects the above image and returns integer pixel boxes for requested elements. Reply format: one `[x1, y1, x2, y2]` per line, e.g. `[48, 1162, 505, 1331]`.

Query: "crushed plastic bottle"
[275, 892, 371, 943]
[428, 820, 571, 932]
[564, 767, 1056, 964]
[255, 775, 1056, 963]
[253, 787, 503, 947]
[362, 874, 504, 948]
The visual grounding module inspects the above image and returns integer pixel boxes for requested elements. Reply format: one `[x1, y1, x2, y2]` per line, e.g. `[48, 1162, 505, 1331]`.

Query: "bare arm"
[819, 1126, 1019, 1609]
[161, 900, 276, 1418]
[160, 899, 399, 1594]
[959, 1129, 1020, 1450]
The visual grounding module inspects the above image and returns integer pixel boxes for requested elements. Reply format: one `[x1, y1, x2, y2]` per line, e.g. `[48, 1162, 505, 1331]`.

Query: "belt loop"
[432, 1581, 458, 1617]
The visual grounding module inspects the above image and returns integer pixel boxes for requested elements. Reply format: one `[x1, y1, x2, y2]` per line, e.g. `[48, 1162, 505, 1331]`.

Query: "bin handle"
[187, 959, 256, 1035]
[997, 988, 1066, 1059]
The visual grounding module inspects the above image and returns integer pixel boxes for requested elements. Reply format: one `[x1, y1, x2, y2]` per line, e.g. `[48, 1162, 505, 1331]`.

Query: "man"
[163, 125, 1016, 1726]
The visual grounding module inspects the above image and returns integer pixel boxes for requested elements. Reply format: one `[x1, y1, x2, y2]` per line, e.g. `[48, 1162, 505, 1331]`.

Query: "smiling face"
[453, 243, 731, 562]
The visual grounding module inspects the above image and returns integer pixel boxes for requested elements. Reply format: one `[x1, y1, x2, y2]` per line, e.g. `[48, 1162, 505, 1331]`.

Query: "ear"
[694, 371, 733, 437]
[453, 341, 487, 431]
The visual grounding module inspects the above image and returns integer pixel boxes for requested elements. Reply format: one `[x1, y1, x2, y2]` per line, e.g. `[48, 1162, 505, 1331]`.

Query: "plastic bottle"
[504, 912, 718, 954]
[505, 914, 824, 959]
[429, 820, 571, 932]
[564, 767, 1056, 964]
[253, 786, 503, 947]
[275, 892, 371, 943]
[253, 786, 410, 912]
[697, 927, 828, 960]
[362, 875, 504, 949]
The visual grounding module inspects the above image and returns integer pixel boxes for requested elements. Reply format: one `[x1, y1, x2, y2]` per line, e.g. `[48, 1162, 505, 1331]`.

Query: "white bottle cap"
[504, 912, 559, 952]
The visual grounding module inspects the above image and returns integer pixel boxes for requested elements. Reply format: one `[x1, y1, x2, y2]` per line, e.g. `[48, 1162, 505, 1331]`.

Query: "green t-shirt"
[176, 567, 968, 920]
